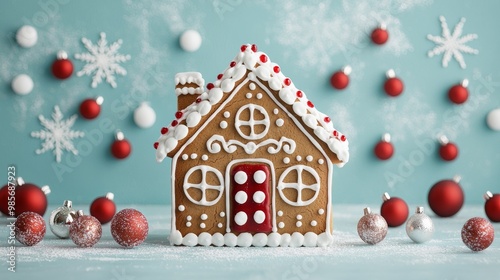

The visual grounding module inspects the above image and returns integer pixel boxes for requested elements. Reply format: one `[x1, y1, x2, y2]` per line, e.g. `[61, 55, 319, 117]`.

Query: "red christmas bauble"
[90, 193, 116, 224]
[330, 71, 349, 90]
[371, 27, 389, 45]
[111, 139, 131, 159]
[14, 183, 50, 217]
[484, 192, 500, 222]
[384, 77, 404, 97]
[0, 184, 10, 215]
[439, 142, 459, 161]
[111, 208, 148, 247]
[80, 99, 101, 119]
[51, 58, 73, 79]
[15, 211, 46, 246]
[428, 178, 464, 217]
[380, 193, 409, 227]
[374, 137, 394, 160]
[461, 217, 494, 251]
[448, 84, 468, 104]
[69, 214, 102, 247]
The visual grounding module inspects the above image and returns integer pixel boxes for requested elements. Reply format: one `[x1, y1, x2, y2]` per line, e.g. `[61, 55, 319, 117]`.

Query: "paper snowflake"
[31, 106, 85, 163]
[427, 16, 478, 69]
[75, 32, 131, 88]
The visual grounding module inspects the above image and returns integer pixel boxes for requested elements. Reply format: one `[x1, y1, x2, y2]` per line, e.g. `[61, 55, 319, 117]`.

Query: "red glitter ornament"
[384, 69, 404, 97]
[438, 135, 459, 161]
[448, 79, 469, 104]
[15, 211, 46, 246]
[330, 65, 351, 90]
[461, 217, 494, 251]
[374, 133, 394, 160]
[371, 24, 389, 45]
[484, 191, 500, 222]
[69, 210, 102, 247]
[111, 130, 131, 159]
[357, 207, 388, 245]
[79, 96, 103, 120]
[111, 208, 149, 248]
[90, 192, 116, 224]
[51, 50, 73, 79]
[428, 176, 464, 217]
[380, 192, 409, 227]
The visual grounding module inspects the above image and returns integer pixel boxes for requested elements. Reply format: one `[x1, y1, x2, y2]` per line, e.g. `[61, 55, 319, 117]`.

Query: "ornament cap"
[63, 200, 73, 208]
[438, 135, 449, 145]
[105, 192, 114, 200]
[95, 96, 104, 105]
[461, 79, 469, 88]
[363, 207, 372, 215]
[41, 185, 51, 195]
[379, 22, 387, 30]
[342, 65, 352, 75]
[453, 175, 462, 183]
[484, 191, 493, 200]
[76, 210, 84, 217]
[115, 130, 125, 141]
[382, 192, 391, 201]
[415, 206, 424, 214]
[16, 177, 25, 186]
[382, 133, 391, 142]
[57, 50, 68, 60]
[386, 69, 396, 79]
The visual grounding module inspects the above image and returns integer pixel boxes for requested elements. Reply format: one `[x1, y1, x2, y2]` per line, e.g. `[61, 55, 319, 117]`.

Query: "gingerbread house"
[154, 44, 349, 247]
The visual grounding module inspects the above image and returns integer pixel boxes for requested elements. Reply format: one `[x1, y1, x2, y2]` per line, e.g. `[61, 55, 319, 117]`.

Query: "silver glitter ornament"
[49, 200, 77, 239]
[406, 206, 434, 243]
[357, 207, 388, 245]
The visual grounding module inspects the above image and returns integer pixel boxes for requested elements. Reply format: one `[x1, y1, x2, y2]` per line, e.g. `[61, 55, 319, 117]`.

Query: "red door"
[230, 164, 272, 233]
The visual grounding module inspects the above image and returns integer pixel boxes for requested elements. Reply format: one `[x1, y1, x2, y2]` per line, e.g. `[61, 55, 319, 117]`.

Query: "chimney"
[175, 72, 204, 111]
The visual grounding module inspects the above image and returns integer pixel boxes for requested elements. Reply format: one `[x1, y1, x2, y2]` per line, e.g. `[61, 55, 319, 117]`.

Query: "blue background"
[1, 0, 499, 208]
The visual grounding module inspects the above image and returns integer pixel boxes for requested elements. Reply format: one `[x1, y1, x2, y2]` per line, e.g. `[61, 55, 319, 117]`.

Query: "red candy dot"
[153, 142, 159, 149]
[171, 120, 178, 127]
[296, 91, 303, 98]
[333, 130, 338, 137]
[196, 98, 202, 103]
[217, 74, 223, 80]
[324, 117, 331, 123]
[273, 66, 280, 73]
[340, 135, 346, 142]
[307, 101, 314, 108]
[284, 78, 291, 86]
[207, 83, 214, 90]
[175, 111, 183, 119]
[251, 44, 257, 52]
[161, 127, 168, 134]
[229, 61, 236, 67]
[240, 45, 247, 52]
[260, 54, 268, 63]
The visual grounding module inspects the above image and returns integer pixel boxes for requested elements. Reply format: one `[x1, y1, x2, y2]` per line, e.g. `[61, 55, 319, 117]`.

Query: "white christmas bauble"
[486, 108, 500, 131]
[134, 103, 156, 128]
[12, 74, 34, 95]
[179, 30, 202, 52]
[16, 25, 38, 48]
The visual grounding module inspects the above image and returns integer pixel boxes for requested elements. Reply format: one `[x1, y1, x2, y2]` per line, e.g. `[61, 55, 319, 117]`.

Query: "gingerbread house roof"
[154, 44, 350, 167]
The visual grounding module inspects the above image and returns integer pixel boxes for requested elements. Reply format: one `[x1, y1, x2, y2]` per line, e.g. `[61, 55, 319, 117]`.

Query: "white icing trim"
[206, 135, 296, 155]
[175, 72, 205, 96]
[183, 165, 224, 206]
[156, 45, 349, 166]
[235, 104, 270, 140]
[277, 165, 320, 207]
[170, 231, 333, 247]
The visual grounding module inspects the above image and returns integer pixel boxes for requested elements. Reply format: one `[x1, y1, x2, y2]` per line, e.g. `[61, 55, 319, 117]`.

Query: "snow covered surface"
[2, 204, 499, 279]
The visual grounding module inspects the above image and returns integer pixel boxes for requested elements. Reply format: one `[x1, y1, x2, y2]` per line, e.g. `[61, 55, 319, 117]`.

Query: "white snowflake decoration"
[31, 106, 85, 163]
[427, 16, 478, 69]
[75, 32, 131, 88]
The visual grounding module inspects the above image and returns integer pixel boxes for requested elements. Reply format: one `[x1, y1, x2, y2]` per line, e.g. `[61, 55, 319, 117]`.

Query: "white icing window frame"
[277, 165, 320, 207]
[183, 165, 224, 206]
[235, 104, 270, 140]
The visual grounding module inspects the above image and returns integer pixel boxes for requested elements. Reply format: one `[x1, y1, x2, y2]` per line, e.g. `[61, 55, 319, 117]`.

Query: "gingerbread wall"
[172, 77, 332, 237]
